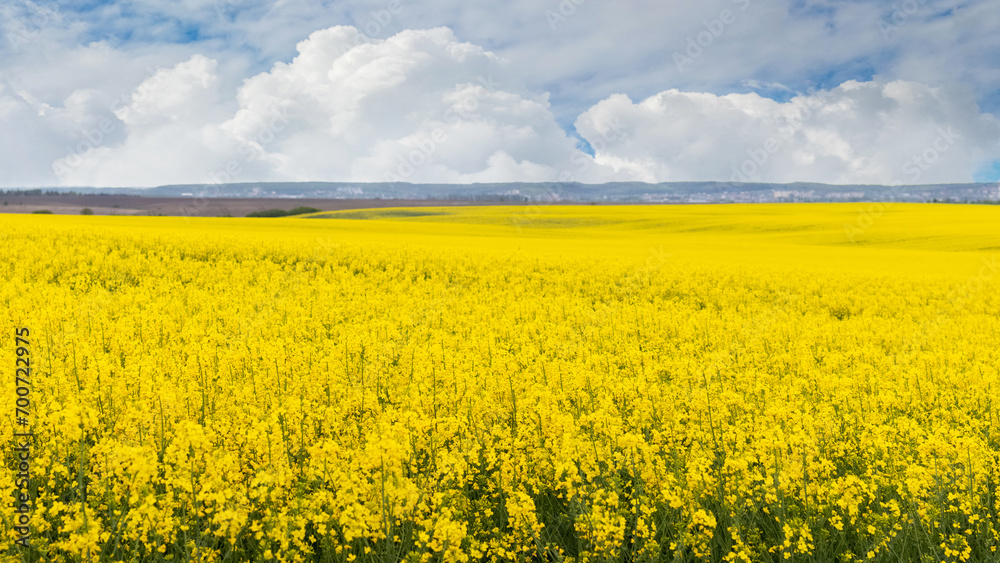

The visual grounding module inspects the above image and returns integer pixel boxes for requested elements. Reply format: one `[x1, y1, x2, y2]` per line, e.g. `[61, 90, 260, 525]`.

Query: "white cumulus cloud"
[216, 26, 611, 184]
[575, 80, 1000, 185]
[51, 53, 233, 187]
[3, 20, 999, 188]
[48, 26, 617, 187]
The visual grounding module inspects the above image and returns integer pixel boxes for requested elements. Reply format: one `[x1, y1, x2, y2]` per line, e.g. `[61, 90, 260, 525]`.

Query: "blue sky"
[1, 0, 998, 186]
[975, 160, 1000, 183]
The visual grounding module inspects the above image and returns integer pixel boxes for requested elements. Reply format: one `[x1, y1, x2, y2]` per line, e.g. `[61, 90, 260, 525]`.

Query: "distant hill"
[4, 181, 999, 204]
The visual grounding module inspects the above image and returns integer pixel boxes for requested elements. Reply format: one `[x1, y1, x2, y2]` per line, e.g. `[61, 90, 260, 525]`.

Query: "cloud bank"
[26, 26, 620, 187]
[576, 80, 1000, 185]
[1, 23, 998, 187]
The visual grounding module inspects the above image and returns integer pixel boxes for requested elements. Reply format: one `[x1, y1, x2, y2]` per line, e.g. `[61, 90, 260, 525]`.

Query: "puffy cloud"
[0, 86, 66, 186]
[216, 26, 608, 184]
[41, 26, 619, 187]
[575, 80, 1000, 185]
[50, 54, 233, 187]
[2, 10, 998, 188]
[116, 55, 220, 126]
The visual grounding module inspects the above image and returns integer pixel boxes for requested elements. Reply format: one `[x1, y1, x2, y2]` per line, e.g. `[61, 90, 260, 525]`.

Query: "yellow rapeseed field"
[3, 203, 1000, 563]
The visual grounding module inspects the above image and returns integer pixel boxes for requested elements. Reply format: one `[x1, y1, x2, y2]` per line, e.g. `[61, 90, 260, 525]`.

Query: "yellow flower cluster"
[2, 203, 1000, 562]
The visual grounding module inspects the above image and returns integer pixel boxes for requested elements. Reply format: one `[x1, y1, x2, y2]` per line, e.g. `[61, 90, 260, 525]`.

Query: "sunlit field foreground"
[4, 203, 1000, 563]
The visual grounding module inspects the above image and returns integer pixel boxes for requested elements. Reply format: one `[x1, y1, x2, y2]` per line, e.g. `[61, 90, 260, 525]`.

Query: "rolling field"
[3, 203, 1000, 562]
